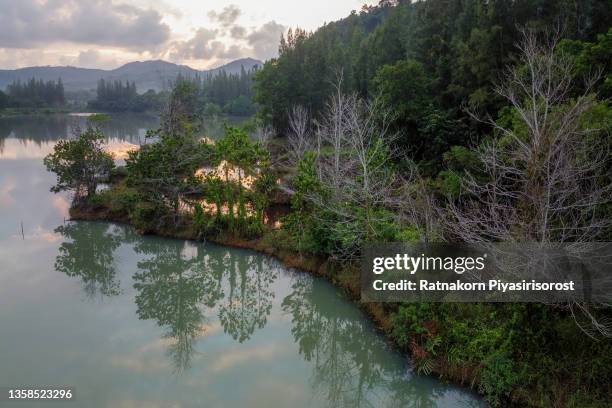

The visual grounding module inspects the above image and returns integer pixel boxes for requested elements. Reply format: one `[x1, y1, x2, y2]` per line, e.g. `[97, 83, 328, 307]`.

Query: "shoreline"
[70, 198, 612, 407]
[69, 203, 483, 398]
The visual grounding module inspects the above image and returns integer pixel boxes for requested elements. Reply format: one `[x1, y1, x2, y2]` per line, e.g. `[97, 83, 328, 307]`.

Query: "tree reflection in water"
[132, 239, 218, 372]
[55, 223, 280, 372]
[53, 224, 482, 406]
[216, 251, 277, 342]
[132, 239, 278, 371]
[282, 274, 475, 408]
[54, 222, 122, 297]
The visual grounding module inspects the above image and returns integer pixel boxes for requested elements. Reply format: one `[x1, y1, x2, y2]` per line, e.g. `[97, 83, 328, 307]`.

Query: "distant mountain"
[0, 58, 262, 92]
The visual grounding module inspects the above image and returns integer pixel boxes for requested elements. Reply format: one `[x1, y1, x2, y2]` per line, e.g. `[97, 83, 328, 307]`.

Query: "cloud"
[0, 0, 170, 51]
[207, 5, 241, 27]
[166, 19, 286, 66]
[230, 26, 247, 40]
[246, 21, 287, 60]
[168, 28, 221, 60]
[74, 49, 118, 69]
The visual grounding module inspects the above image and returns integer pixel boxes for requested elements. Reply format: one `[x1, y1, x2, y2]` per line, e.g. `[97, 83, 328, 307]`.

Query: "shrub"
[130, 201, 163, 232]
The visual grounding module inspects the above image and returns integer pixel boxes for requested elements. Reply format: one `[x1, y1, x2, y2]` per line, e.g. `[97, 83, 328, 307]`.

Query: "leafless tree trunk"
[304, 83, 399, 260]
[287, 105, 311, 164]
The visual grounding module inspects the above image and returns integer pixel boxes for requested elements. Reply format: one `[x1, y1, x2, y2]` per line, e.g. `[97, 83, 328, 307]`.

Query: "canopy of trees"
[87, 67, 257, 115]
[123, 80, 273, 235]
[43, 125, 114, 202]
[179, 66, 258, 116]
[88, 79, 166, 112]
[3, 78, 65, 108]
[254, 0, 611, 172]
[42, 2, 611, 405]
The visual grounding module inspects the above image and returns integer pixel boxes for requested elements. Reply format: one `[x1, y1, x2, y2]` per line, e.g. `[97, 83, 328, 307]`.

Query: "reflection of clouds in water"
[134, 321, 223, 356]
[52, 195, 70, 218]
[210, 342, 290, 373]
[0, 139, 56, 159]
[135, 337, 175, 354]
[109, 353, 170, 374]
[0, 137, 140, 161]
[33, 226, 63, 243]
[104, 139, 140, 161]
[107, 400, 177, 408]
[0, 176, 16, 206]
[10, 225, 63, 243]
[179, 241, 199, 259]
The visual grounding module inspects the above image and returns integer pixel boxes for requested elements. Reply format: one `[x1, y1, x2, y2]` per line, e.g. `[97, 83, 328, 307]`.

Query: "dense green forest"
[88, 79, 167, 112]
[255, 0, 611, 173]
[45, 0, 612, 406]
[88, 67, 257, 115]
[185, 66, 257, 116]
[0, 78, 65, 109]
[250, 1, 612, 406]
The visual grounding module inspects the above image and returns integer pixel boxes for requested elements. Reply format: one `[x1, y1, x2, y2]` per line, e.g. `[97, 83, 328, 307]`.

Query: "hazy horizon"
[0, 56, 262, 72]
[0, 0, 377, 71]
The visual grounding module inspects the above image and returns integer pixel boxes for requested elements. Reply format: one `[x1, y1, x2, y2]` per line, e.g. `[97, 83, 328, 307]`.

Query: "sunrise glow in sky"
[0, 0, 377, 70]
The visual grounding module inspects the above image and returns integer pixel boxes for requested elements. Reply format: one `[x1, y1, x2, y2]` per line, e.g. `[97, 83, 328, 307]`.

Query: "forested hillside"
[0, 58, 261, 92]
[255, 0, 611, 171]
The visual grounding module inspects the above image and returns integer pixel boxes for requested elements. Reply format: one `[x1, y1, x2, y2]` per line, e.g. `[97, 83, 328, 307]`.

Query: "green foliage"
[282, 152, 327, 253]
[199, 67, 256, 115]
[121, 77, 272, 237]
[478, 351, 519, 407]
[0, 90, 10, 110]
[254, 0, 610, 171]
[559, 28, 612, 98]
[395, 226, 423, 242]
[374, 59, 430, 111]
[88, 79, 165, 112]
[433, 145, 481, 197]
[284, 141, 407, 257]
[223, 95, 255, 116]
[390, 303, 612, 407]
[203, 102, 222, 117]
[130, 201, 164, 232]
[5, 77, 65, 108]
[192, 203, 224, 237]
[169, 67, 257, 118]
[125, 85, 215, 222]
[106, 184, 140, 215]
[214, 125, 273, 236]
[43, 126, 114, 202]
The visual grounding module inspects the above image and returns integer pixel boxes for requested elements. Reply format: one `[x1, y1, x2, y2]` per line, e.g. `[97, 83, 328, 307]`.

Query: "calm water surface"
[0, 114, 486, 407]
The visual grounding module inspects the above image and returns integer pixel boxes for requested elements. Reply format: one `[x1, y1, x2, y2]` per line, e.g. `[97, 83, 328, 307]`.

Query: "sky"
[0, 0, 377, 71]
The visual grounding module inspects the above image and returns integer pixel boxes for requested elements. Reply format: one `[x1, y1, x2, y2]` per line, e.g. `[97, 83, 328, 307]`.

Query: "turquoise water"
[0, 114, 486, 407]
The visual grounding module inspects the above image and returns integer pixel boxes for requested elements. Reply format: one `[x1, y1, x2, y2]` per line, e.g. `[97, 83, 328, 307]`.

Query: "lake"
[0, 114, 486, 407]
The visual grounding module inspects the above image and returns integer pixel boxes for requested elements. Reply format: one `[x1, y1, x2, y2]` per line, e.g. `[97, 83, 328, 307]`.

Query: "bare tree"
[304, 84, 399, 260]
[314, 75, 353, 187]
[393, 163, 442, 242]
[287, 105, 312, 164]
[254, 124, 274, 147]
[447, 29, 612, 337]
